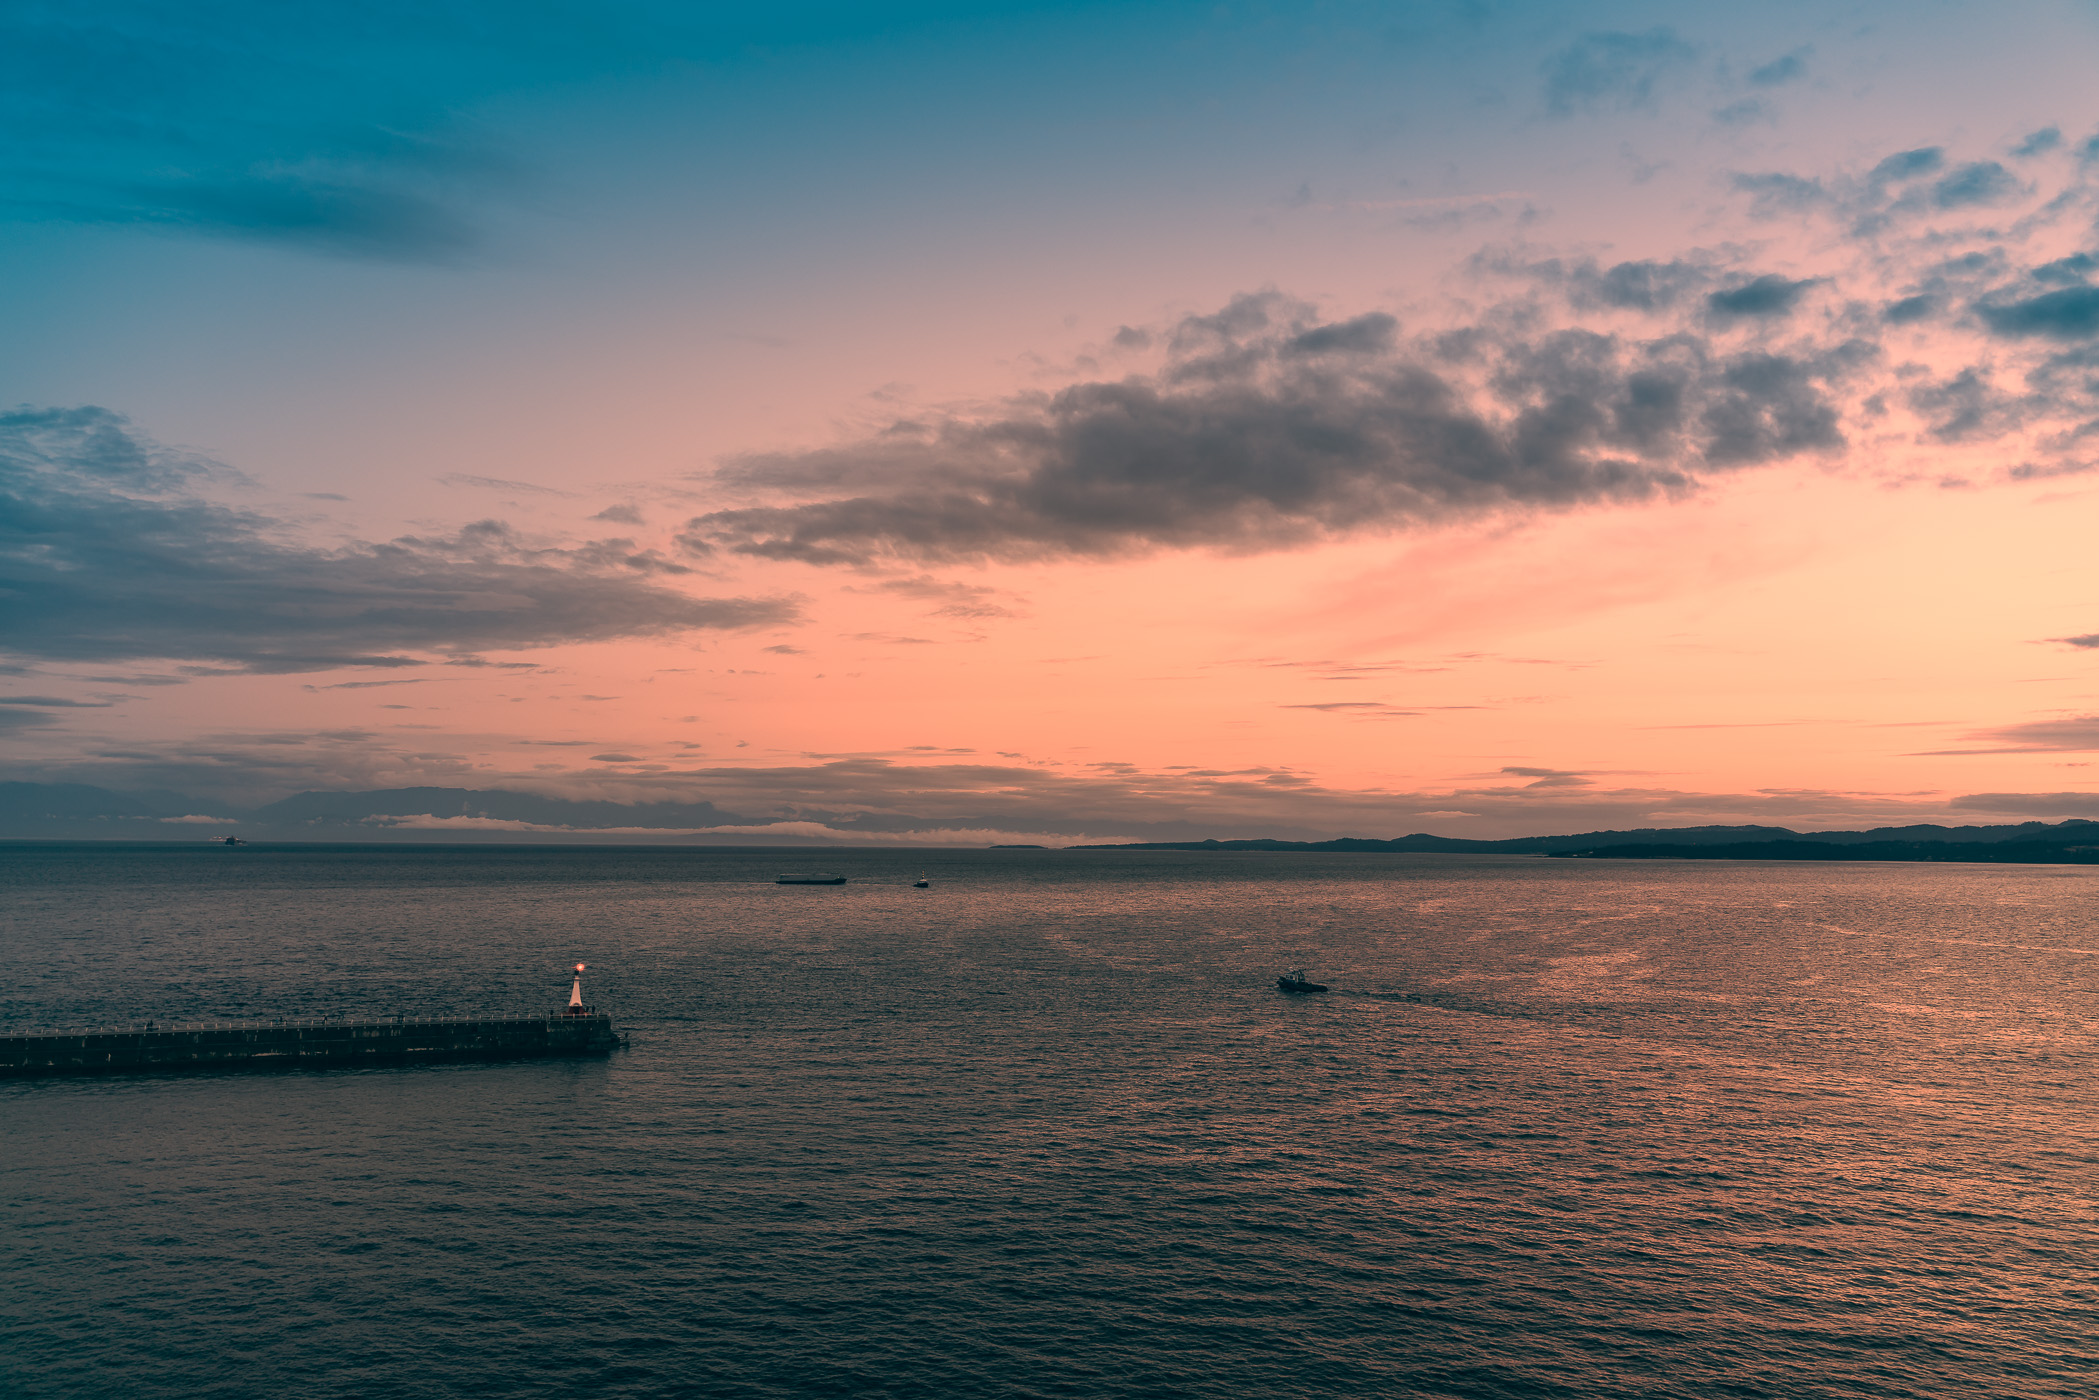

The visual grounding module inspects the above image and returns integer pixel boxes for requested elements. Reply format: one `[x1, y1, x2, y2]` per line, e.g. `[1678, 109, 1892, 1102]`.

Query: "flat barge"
[1, 963, 619, 1078]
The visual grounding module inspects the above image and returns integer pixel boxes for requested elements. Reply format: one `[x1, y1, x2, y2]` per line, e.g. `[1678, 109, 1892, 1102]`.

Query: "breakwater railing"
[2, 1010, 619, 1076]
[0, 1012, 596, 1041]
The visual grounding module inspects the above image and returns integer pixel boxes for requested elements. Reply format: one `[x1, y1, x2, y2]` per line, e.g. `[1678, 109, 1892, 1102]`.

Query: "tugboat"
[1276, 968, 1327, 994]
[913, 873, 930, 888]
[777, 873, 847, 885]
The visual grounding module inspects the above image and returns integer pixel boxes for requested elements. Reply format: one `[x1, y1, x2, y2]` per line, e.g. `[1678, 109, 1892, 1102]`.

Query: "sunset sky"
[7, 0, 2099, 842]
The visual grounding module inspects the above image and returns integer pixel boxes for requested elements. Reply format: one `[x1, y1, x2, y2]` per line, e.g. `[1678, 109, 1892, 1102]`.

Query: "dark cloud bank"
[7, 759, 2095, 845]
[673, 134, 2099, 573]
[0, 407, 793, 673]
[681, 291, 1858, 568]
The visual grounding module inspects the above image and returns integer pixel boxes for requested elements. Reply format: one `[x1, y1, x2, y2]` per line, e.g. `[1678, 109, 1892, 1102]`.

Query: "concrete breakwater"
[0, 1012, 620, 1077]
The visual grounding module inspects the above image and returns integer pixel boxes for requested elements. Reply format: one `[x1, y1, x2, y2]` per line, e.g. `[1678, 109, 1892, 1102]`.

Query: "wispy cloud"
[0, 695, 119, 708]
[1915, 714, 2099, 754]
[1746, 48, 1811, 88]
[1281, 701, 1426, 719]
[1540, 28, 1699, 118]
[844, 574, 1025, 620]
[0, 6, 535, 261]
[0, 407, 797, 673]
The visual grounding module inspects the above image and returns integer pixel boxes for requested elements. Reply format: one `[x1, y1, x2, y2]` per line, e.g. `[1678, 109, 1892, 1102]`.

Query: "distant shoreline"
[1077, 820, 2099, 865]
[6, 817, 2099, 865]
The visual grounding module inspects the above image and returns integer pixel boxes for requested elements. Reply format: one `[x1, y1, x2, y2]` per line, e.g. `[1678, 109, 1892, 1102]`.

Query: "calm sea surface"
[2, 843, 2094, 1398]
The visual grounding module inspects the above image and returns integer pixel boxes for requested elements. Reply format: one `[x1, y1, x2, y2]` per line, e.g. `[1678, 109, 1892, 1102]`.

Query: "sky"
[6, 0, 2099, 843]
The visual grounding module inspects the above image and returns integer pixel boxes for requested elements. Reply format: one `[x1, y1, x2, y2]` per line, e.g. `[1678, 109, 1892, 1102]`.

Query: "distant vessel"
[777, 873, 847, 885]
[1276, 969, 1327, 994]
[914, 873, 930, 888]
[221, 836, 247, 847]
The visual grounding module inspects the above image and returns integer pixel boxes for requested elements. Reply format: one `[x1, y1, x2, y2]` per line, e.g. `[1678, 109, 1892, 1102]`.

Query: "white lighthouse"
[564, 962, 588, 1017]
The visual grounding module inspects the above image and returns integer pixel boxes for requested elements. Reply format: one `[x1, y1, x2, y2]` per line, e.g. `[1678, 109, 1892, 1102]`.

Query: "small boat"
[913, 873, 930, 888]
[777, 873, 847, 885]
[1276, 969, 1327, 994]
[221, 836, 247, 847]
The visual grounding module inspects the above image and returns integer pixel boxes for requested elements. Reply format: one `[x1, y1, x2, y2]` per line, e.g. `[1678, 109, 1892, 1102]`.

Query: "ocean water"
[1, 843, 2094, 1399]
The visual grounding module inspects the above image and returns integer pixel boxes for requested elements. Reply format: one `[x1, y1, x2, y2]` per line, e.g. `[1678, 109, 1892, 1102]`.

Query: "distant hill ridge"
[1545, 836, 2099, 864]
[1078, 819, 2099, 857]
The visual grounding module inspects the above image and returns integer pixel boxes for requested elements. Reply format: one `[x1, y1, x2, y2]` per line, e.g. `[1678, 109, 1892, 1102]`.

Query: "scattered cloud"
[1710, 99, 1770, 129]
[2011, 127, 2062, 158]
[1903, 369, 2016, 446]
[1928, 161, 2019, 210]
[1978, 287, 2099, 341]
[1705, 275, 1817, 320]
[1746, 49, 1810, 88]
[1871, 146, 1945, 185]
[1541, 28, 1698, 117]
[1544, 26, 1704, 118]
[1922, 715, 2099, 754]
[1738, 144, 2034, 239]
[142, 174, 483, 263]
[1728, 171, 1824, 218]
